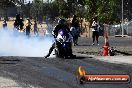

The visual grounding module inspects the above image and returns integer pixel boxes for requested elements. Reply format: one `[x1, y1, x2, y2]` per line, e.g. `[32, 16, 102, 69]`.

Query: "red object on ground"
[103, 32, 109, 56]
[103, 45, 109, 56]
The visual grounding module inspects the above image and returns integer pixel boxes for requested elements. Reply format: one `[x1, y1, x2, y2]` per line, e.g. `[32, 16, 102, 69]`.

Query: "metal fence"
[107, 22, 132, 36]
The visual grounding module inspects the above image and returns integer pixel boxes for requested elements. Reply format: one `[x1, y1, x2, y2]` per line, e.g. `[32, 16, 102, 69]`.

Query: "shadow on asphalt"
[65, 56, 90, 60]
[0, 57, 20, 64]
[0, 62, 17, 64]
[115, 50, 132, 56]
[76, 44, 91, 46]
[0, 59, 20, 62]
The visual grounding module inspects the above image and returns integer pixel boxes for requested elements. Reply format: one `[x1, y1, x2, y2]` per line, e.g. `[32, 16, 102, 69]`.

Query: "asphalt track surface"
[74, 37, 132, 55]
[0, 56, 132, 88]
[0, 37, 132, 88]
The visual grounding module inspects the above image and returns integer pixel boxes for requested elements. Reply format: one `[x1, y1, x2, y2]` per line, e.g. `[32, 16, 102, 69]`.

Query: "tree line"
[22, 0, 132, 24]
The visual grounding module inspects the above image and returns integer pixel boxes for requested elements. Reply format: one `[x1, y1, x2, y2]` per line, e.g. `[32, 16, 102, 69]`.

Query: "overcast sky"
[26, 0, 33, 1]
[25, 0, 67, 3]
[25, 0, 33, 3]
[25, 0, 53, 2]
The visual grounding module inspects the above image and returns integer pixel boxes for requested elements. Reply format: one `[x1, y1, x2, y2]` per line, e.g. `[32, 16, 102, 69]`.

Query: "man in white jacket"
[91, 17, 100, 45]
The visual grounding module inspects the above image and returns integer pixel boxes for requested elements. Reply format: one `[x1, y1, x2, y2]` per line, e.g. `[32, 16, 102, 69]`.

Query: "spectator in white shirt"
[91, 17, 100, 45]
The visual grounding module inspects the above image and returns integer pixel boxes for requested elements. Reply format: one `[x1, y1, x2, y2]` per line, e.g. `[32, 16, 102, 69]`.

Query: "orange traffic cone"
[103, 32, 109, 56]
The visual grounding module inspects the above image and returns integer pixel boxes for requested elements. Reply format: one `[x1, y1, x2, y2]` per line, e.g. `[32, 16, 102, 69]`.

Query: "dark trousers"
[45, 42, 55, 57]
[45, 42, 73, 57]
[73, 35, 78, 45]
[92, 31, 99, 43]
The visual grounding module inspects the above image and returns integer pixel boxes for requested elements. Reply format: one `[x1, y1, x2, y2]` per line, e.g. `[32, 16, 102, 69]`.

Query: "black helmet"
[58, 18, 66, 25]
[16, 14, 20, 19]
[73, 15, 77, 18]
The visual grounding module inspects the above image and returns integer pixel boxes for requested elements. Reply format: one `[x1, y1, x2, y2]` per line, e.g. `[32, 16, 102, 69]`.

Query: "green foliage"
[84, 0, 120, 24]
[23, 0, 128, 24]
[30, 0, 43, 20]
[54, 0, 69, 18]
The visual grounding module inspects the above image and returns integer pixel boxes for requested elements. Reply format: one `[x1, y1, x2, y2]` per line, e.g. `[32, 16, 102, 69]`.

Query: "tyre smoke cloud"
[0, 29, 54, 57]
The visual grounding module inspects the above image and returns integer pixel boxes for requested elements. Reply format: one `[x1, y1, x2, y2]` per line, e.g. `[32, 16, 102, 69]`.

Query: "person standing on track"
[3, 20, 7, 30]
[25, 19, 32, 37]
[71, 15, 80, 45]
[33, 20, 38, 36]
[14, 14, 24, 31]
[91, 17, 100, 45]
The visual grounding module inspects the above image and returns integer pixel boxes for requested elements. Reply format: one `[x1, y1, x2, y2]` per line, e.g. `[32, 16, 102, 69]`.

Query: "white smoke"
[0, 29, 54, 57]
